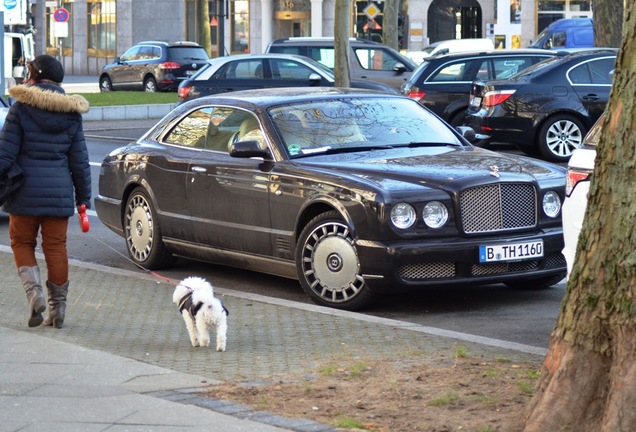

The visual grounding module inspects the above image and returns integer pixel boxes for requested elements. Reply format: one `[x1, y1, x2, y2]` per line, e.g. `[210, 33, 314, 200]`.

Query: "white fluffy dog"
[172, 276, 228, 351]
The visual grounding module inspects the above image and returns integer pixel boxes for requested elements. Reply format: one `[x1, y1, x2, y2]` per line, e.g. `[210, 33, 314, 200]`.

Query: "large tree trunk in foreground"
[524, 3, 636, 431]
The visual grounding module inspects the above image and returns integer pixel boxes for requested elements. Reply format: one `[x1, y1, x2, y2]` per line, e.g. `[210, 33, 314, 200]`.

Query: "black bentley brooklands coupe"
[96, 88, 567, 310]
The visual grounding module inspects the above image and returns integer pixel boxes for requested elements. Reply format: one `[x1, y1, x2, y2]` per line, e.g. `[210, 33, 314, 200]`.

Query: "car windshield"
[268, 97, 462, 158]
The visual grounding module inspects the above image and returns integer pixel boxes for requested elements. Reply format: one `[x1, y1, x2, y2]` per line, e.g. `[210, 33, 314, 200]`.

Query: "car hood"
[296, 146, 563, 192]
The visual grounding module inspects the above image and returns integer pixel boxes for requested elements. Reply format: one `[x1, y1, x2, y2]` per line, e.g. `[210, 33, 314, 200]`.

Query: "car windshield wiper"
[292, 145, 395, 158]
[400, 141, 462, 148]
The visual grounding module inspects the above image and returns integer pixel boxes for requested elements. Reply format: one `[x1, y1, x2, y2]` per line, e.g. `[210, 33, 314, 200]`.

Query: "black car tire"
[99, 76, 113, 92]
[505, 273, 566, 290]
[144, 76, 158, 93]
[124, 187, 174, 269]
[538, 114, 586, 162]
[296, 211, 374, 311]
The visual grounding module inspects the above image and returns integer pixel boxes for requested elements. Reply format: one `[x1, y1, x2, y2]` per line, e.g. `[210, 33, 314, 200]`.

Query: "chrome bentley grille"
[460, 184, 536, 233]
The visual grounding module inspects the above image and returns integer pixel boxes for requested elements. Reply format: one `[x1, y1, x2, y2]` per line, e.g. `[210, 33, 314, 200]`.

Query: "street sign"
[53, 7, 69, 23]
[363, 2, 380, 20]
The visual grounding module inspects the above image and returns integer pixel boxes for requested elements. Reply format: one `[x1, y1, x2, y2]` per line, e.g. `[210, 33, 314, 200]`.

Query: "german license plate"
[469, 95, 482, 107]
[186, 70, 195, 76]
[479, 240, 543, 263]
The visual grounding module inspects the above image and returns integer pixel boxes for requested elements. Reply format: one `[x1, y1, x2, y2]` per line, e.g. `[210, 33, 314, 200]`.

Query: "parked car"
[177, 53, 398, 103]
[401, 49, 556, 126]
[562, 113, 602, 279]
[465, 49, 616, 162]
[422, 38, 495, 57]
[99, 41, 210, 93]
[529, 18, 594, 50]
[265, 37, 416, 90]
[95, 88, 567, 311]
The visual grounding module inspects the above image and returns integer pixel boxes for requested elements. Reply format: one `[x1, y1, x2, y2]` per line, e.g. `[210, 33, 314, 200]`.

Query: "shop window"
[87, 0, 116, 58]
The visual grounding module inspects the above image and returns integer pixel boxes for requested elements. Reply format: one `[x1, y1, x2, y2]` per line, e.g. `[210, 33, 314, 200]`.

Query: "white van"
[4, 32, 35, 89]
[422, 38, 495, 57]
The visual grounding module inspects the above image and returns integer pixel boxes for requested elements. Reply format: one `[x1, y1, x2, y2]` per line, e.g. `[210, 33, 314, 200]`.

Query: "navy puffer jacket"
[0, 83, 91, 217]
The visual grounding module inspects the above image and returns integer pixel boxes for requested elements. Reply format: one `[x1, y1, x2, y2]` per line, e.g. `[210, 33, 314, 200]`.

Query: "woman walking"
[0, 54, 91, 328]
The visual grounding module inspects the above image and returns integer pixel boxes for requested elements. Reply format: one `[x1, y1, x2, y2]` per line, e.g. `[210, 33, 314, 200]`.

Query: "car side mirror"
[308, 73, 321, 82]
[456, 126, 476, 142]
[393, 62, 407, 73]
[229, 140, 271, 159]
[115, 56, 122, 64]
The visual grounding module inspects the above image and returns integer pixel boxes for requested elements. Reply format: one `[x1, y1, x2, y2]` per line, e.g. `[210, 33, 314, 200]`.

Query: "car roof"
[424, 48, 556, 61]
[206, 53, 325, 63]
[136, 40, 203, 48]
[177, 87, 404, 110]
[269, 37, 385, 47]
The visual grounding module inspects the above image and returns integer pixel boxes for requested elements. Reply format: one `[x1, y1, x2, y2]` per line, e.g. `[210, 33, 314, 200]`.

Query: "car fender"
[533, 107, 589, 136]
[295, 193, 367, 243]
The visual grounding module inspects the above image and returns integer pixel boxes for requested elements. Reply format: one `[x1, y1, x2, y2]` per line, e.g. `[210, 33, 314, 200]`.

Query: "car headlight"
[423, 201, 448, 228]
[390, 203, 417, 229]
[543, 191, 562, 218]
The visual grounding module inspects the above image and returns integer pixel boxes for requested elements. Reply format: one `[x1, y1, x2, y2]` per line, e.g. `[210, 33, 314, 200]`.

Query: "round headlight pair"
[543, 191, 561, 218]
[390, 201, 449, 229]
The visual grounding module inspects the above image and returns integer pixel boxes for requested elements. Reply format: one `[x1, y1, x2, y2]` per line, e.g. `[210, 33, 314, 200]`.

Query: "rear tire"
[124, 187, 174, 269]
[144, 76, 158, 93]
[538, 115, 586, 162]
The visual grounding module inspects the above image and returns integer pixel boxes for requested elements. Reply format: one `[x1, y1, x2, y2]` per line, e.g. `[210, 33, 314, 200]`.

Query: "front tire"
[538, 115, 586, 162]
[296, 211, 374, 311]
[99, 75, 113, 92]
[124, 187, 173, 269]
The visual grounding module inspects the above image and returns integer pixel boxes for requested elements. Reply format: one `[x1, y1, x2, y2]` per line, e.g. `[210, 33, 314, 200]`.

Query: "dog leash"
[83, 228, 229, 315]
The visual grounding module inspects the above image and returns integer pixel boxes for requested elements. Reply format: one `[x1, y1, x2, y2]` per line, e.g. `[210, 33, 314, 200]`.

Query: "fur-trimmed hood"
[9, 84, 89, 114]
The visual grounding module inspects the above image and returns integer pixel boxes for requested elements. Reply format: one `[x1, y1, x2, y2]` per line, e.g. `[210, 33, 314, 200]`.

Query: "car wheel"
[538, 115, 586, 162]
[505, 273, 566, 290]
[99, 76, 113, 92]
[449, 111, 466, 127]
[296, 211, 375, 311]
[144, 76, 158, 93]
[124, 187, 174, 269]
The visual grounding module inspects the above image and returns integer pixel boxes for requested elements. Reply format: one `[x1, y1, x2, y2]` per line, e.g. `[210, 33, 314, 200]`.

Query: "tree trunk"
[592, 0, 623, 47]
[198, 0, 213, 56]
[524, 3, 636, 431]
[334, 0, 351, 87]
[382, 0, 399, 50]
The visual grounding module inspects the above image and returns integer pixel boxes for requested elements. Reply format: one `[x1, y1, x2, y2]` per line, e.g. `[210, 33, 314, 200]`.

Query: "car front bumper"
[357, 228, 566, 291]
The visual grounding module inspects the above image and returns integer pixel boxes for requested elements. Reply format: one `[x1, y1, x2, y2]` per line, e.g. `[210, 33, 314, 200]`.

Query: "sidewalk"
[0, 245, 545, 431]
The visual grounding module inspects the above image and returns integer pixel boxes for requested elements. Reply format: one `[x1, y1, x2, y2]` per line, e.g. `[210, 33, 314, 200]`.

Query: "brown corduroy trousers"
[9, 214, 69, 285]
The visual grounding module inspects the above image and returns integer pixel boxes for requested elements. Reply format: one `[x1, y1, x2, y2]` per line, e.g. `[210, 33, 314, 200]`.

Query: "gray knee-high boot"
[18, 266, 46, 327]
[43, 281, 69, 329]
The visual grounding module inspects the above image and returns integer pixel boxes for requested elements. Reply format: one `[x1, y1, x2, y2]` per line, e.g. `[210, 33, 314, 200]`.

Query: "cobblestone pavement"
[0, 250, 542, 385]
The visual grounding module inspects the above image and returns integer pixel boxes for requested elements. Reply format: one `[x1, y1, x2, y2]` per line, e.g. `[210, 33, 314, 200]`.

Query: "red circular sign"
[53, 8, 69, 23]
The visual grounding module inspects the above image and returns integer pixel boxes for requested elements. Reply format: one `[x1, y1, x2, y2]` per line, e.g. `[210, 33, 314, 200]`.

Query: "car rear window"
[168, 47, 209, 61]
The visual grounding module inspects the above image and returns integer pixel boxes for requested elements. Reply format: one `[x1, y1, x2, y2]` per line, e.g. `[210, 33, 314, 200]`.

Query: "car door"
[110, 45, 141, 87]
[201, 59, 268, 94]
[350, 47, 412, 89]
[184, 106, 273, 256]
[418, 58, 478, 121]
[267, 58, 331, 88]
[568, 56, 615, 124]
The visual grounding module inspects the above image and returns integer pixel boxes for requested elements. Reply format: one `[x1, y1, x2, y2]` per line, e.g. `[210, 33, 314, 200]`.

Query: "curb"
[82, 103, 176, 121]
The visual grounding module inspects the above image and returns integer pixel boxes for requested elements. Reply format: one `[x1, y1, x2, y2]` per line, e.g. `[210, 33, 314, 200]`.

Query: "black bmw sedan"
[96, 88, 567, 310]
[465, 49, 616, 163]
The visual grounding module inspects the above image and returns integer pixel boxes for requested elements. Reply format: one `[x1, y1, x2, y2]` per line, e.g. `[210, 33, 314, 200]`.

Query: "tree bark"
[592, 0, 623, 47]
[334, 0, 351, 87]
[198, 0, 213, 56]
[524, 2, 636, 430]
[382, 0, 399, 50]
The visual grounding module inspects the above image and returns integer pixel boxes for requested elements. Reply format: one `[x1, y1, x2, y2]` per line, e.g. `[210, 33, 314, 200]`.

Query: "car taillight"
[161, 61, 181, 70]
[482, 90, 515, 107]
[565, 168, 591, 196]
[406, 87, 425, 102]
[177, 86, 191, 100]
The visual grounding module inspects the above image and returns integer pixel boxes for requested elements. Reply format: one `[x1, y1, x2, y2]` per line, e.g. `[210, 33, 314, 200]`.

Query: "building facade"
[29, 0, 592, 76]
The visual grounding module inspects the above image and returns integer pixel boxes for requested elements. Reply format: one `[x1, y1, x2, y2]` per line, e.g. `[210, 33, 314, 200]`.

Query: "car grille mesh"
[460, 184, 536, 233]
[398, 252, 565, 281]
